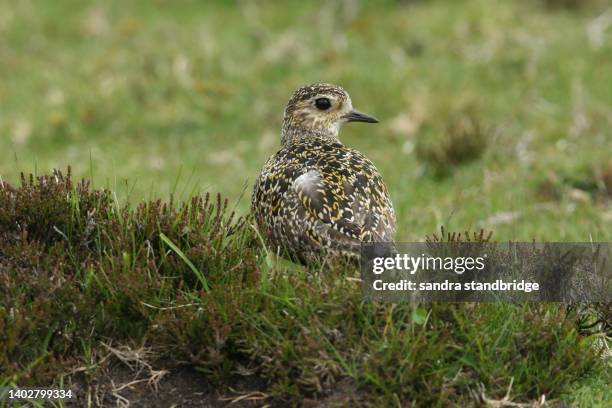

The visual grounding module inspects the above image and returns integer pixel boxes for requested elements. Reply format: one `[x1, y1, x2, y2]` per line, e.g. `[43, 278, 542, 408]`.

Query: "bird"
[251, 83, 395, 264]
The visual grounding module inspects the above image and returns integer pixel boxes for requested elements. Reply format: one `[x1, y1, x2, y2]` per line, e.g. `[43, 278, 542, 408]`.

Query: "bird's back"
[252, 138, 395, 263]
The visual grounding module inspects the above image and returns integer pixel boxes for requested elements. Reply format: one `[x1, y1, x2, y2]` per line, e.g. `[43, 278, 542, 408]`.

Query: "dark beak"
[343, 109, 379, 124]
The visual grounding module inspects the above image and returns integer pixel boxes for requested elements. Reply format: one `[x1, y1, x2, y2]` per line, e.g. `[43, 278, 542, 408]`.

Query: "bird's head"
[281, 83, 378, 146]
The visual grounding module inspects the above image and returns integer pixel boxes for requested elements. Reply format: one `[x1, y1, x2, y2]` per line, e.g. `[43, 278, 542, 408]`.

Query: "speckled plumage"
[252, 83, 395, 263]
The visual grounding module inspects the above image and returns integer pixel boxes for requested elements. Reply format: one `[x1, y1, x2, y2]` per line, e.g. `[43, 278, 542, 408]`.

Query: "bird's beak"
[343, 109, 379, 124]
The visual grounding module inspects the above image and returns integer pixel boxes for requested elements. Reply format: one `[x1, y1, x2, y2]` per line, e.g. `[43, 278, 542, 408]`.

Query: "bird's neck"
[280, 123, 340, 147]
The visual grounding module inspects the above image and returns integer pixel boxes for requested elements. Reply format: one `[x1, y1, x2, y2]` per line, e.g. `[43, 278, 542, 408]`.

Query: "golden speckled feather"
[252, 83, 395, 263]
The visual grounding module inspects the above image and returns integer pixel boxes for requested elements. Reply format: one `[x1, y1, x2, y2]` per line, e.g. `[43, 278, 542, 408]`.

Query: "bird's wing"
[292, 169, 363, 242]
[291, 161, 395, 258]
[344, 159, 396, 243]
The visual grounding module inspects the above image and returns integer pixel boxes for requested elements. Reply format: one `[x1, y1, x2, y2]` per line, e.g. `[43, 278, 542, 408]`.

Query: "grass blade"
[160, 232, 210, 292]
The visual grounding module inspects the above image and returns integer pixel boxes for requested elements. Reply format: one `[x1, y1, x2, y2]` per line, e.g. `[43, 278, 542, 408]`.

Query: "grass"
[1, 0, 610, 241]
[0, 0, 611, 406]
[0, 170, 609, 406]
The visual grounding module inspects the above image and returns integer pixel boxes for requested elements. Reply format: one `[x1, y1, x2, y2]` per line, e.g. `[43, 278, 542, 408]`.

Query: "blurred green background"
[1, 0, 611, 241]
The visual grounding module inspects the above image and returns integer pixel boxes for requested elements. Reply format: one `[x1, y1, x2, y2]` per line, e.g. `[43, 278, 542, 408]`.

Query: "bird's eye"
[315, 98, 332, 110]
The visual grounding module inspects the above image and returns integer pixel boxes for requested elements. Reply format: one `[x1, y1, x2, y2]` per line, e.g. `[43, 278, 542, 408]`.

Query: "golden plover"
[252, 83, 395, 263]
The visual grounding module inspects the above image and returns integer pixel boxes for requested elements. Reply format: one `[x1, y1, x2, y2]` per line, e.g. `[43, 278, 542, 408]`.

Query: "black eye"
[315, 98, 332, 110]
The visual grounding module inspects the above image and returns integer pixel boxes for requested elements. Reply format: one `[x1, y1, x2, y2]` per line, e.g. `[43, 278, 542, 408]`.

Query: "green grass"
[0, 171, 609, 406]
[0, 0, 611, 406]
[1, 0, 610, 241]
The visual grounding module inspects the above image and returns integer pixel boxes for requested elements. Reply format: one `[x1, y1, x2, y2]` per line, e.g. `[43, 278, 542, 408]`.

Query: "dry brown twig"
[219, 390, 270, 405]
[476, 377, 549, 408]
[97, 342, 171, 406]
